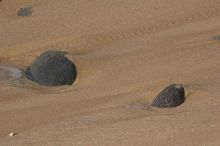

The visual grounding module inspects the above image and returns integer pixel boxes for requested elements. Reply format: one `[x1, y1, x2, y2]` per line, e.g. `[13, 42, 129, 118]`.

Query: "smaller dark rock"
[17, 6, 32, 16]
[151, 84, 185, 108]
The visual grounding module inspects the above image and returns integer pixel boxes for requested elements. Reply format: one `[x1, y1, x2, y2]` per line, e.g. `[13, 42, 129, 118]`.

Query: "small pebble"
[17, 6, 32, 16]
[8, 132, 16, 137]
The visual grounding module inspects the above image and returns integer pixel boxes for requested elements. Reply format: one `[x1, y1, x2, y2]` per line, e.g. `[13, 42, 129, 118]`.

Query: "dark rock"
[151, 84, 185, 108]
[26, 51, 77, 86]
[17, 6, 32, 16]
[214, 35, 220, 40]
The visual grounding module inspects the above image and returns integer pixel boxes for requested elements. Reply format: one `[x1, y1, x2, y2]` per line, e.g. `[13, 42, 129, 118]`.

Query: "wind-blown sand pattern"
[0, 0, 220, 145]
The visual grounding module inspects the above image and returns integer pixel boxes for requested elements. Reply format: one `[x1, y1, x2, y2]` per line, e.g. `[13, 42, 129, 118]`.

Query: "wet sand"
[0, 0, 220, 145]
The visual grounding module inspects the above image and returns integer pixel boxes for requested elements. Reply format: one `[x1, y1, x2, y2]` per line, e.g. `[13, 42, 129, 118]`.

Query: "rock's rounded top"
[151, 84, 185, 108]
[26, 51, 77, 86]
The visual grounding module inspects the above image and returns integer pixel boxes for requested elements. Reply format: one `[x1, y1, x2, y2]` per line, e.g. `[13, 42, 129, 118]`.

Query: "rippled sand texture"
[0, 0, 220, 145]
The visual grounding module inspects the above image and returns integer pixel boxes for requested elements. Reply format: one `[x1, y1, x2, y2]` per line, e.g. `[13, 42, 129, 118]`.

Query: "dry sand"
[0, 0, 220, 145]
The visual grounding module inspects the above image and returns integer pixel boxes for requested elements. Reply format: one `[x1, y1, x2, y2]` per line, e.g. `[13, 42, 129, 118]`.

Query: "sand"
[0, 0, 220, 145]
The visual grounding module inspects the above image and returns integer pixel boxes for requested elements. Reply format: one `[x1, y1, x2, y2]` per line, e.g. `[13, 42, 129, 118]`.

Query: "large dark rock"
[26, 51, 77, 86]
[17, 6, 32, 16]
[151, 84, 185, 108]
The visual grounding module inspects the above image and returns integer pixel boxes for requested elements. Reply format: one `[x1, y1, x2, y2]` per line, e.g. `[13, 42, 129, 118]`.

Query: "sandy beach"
[0, 0, 220, 145]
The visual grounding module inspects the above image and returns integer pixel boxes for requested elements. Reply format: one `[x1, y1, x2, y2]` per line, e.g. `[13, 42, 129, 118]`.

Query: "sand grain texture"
[0, 0, 220, 146]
